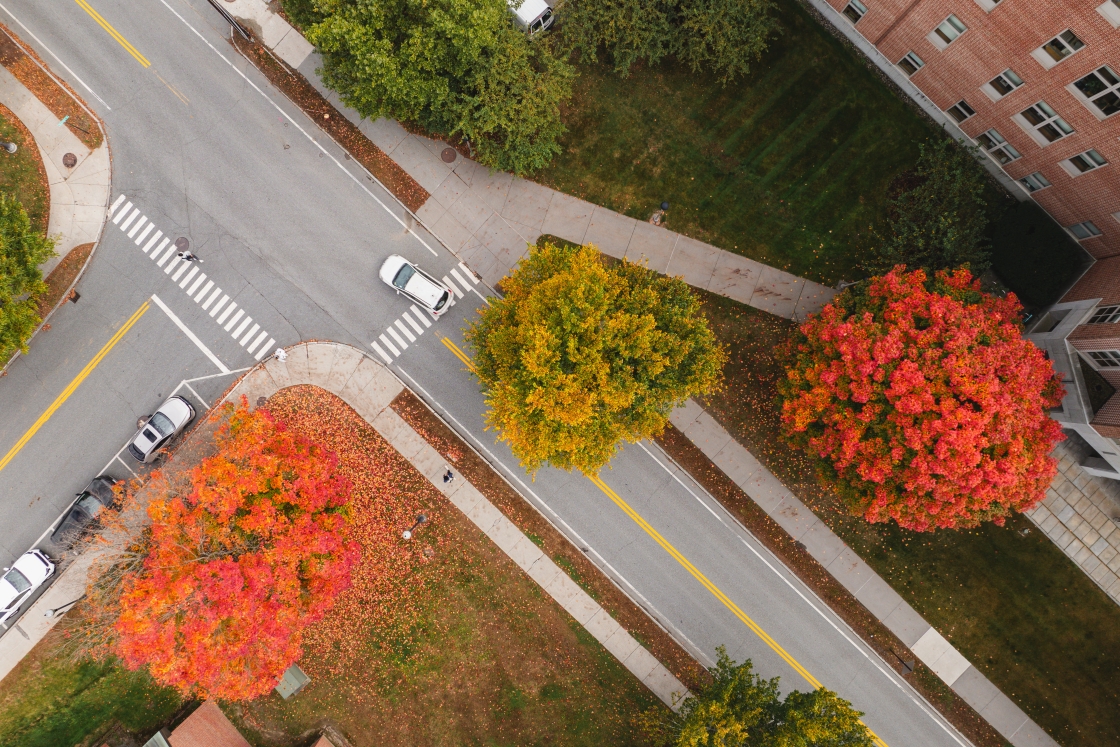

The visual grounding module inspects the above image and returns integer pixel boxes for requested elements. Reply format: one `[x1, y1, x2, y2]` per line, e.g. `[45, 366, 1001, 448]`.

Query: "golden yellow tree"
[466, 242, 726, 473]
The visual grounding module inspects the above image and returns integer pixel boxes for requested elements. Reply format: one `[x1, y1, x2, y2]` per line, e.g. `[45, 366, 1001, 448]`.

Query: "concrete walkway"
[671, 399, 1057, 747]
[0, 63, 110, 277]
[225, 342, 690, 709]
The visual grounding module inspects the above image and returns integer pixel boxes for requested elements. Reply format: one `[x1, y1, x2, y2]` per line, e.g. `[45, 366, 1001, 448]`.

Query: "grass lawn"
[0, 386, 666, 747]
[0, 104, 47, 234]
[694, 292, 1120, 747]
[537, 1, 937, 285]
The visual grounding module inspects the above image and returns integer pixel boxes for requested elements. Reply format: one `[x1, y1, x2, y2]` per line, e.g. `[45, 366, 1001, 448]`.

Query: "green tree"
[297, 0, 573, 175]
[559, 0, 678, 76]
[676, 648, 874, 747]
[865, 138, 991, 276]
[0, 192, 54, 360]
[677, 0, 779, 84]
[466, 241, 726, 473]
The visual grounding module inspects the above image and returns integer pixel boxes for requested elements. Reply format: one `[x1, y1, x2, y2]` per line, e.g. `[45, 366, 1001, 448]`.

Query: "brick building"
[826, 0, 1120, 256]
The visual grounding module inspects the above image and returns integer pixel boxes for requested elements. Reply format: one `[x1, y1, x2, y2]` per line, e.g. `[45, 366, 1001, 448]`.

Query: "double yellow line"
[441, 336, 478, 374]
[74, 0, 150, 67]
[0, 301, 149, 474]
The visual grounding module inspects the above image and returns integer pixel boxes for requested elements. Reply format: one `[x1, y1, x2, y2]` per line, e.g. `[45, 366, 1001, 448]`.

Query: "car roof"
[510, 0, 549, 23]
[404, 271, 447, 308]
[13, 551, 51, 583]
[158, 396, 192, 424]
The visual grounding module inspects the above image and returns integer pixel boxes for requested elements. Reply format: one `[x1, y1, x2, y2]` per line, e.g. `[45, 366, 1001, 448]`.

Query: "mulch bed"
[0, 24, 102, 150]
[230, 34, 429, 213]
[37, 242, 94, 318]
[654, 424, 1008, 747]
[391, 389, 712, 694]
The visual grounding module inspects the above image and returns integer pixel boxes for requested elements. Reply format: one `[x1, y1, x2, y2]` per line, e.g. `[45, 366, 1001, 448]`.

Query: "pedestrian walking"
[273, 348, 289, 362]
[443, 469, 455, 484]
[176, 250, 202, 263]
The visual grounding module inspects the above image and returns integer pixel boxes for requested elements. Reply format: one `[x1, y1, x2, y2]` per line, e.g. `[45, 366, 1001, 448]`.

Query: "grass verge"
[0, 385, 672, 747]
[0, 101, 47, 234]
[692, 291, 1120, 747]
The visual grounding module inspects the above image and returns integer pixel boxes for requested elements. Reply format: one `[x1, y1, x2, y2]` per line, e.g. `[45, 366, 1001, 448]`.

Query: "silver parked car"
[378, 255, 452, 318]
[0, 550, 55, 624]
[127, 395, 195, 463]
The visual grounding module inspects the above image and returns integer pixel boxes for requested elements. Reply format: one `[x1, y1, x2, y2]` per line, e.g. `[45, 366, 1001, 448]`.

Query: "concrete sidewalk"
[671, 399, 1058, 747]
[0, 63, 110, 277]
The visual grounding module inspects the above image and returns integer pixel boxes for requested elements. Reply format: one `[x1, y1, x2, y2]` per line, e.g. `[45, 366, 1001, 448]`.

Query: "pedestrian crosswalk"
[108, 194, 277, 361]
[369, 262, 481, 365]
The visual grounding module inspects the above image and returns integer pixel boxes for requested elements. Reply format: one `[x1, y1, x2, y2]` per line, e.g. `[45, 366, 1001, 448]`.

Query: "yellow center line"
[441, 336, 478, 374]
[587, 474, 888, 747]
[74, 0, 150, 67]
[439, 334, 887, 746]
[0, 301, 150, 474]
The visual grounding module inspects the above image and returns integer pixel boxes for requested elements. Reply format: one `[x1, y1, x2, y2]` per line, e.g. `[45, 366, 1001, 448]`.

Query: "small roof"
[169, 701, 250, 747]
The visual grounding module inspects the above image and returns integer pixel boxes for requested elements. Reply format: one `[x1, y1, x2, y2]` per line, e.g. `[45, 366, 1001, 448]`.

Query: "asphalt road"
[0, 2, 972, 745]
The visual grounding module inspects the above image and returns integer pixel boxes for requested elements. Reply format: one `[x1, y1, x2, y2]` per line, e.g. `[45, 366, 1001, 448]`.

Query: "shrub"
[0, 192, 54, 359]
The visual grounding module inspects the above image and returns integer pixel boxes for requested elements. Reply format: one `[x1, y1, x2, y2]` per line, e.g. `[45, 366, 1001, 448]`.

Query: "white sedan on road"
[379, 255, 452, 318]
[0, 550, 55, 624]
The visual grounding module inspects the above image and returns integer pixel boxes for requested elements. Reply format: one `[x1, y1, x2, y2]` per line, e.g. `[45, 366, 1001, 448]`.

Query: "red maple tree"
[113, 399, 360, 700]
[780, 267, 1064, 531]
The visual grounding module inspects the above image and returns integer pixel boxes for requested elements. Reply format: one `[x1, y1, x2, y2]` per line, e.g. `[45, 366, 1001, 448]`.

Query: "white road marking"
[216, 302, 236, 324]
[451, 267, 472, 291]
[394, 319, 416, 343]
[127, 216, 147, 238]
[134, 222, 154, 245]
[410, 304, 432, 327]
[171, 261, 190, 282]
[203, 288, 223, 310]
[401, 310, 425, 335]
[254, 338, 275, 360]
[224, 309, 245, 332]
[164, 256, 182, 275]
[247, 329, 268, 353]
[378, 333, 399, 356]
[193, 279, 213, 301]
[118, 208, 140, 231]
[458, 263, 479, 284]
[386, 326, 408, 350]
[370, 341, 393, 364]
[231, 316, 253, 339]
[154, 239, 173, 266]
[142, 230, 163, 254]
[109, 194, 126, 216]
[150, 294, 229, 374]
[240, 323, 259, 346]
[111, 201, 132, 224]
[210, 295, 230, 317]
[178, 265, 198, 287]
[443, 275, 463, 299]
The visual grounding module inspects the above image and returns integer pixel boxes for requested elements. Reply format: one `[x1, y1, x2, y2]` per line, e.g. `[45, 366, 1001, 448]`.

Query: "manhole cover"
[441, 147, 457, 163]
[62, 152, 77, 168]
[174, 237, 189, 251]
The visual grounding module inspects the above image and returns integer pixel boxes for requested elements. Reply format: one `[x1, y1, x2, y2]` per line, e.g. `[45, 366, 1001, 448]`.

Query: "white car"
[0, 550, 55, 624]
[378, 255, 452, 318]
[127, 395, 196, 463]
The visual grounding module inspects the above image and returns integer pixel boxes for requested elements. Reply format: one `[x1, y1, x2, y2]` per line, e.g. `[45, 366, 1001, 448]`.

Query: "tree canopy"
[675, 648, 873, 747]
[865, 138, 991, 276]
[560, 0, 779, 82]
[0, 192, 53, 360]
[779, 267, 1064, 531]
[109, 400, 360, 700]
[466, 242, 725, 473]
[293, 0, 573, 174]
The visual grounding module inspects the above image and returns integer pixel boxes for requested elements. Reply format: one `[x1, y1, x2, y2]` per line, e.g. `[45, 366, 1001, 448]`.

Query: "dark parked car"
[49, 476, 117, 547]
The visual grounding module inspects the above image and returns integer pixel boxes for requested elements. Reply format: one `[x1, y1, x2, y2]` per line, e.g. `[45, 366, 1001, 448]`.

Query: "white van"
[509, 0, 554, 35]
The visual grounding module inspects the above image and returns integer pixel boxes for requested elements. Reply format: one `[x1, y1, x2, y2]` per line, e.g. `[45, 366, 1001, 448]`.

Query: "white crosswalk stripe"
[394, 319, 416, 343]
[443, 275, 464, 299]
[113, 193, 285, 364]
[370, 341, 393, 364]
[401, 310, 425, 335]
[410, 305, 432, 328]
[378, 333, 400, 357]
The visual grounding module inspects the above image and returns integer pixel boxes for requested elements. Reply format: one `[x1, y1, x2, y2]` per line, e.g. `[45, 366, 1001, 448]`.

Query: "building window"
[1098, 0, 1120, 29]
[1073, 66, 1120, 118]
[1033, 30, 1085, 69]
[898, 52, 925, 76]
[946, 100, 976, 123]
[1019, 172, 1052, 192]
[983, 69, 1024, 100]
[842, 0, 867, 23]
[1089, 305, 1120, 324]
[1060, 148, 1109, 176]
[974, 0, 1003, 11]
[1089, 350, 1120, 367]
[1018, 101, 1074, 144]
[976, 129, 1021, 164]
[929, 15, 968, 49]
[1068, 220, 1103, 240]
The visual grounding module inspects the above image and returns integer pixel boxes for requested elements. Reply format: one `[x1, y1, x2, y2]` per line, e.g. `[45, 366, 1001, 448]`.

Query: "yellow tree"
[466, 241, 725, 473]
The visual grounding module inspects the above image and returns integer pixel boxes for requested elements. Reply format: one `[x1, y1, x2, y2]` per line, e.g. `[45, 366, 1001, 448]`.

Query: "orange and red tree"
[780, 267, 1064, 531]
[113, 400, 360, 700]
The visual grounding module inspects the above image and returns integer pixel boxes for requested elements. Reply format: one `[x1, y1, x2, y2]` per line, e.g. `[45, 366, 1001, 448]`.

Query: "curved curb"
[224, 341, 690, 709]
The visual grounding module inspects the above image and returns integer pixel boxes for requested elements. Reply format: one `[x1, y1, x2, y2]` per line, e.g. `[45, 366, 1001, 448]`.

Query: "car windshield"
[392, 263, 416, 290]
[149, 412, 175, 437]
[3, 568, 30, 593]
[76, 493, 103, 515]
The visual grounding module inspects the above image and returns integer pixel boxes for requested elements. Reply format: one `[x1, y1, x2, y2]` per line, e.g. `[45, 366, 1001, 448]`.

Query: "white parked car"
[378, 255, 452, 318]
[0, 550, 55, 624]
[509, 0, 554, 35]
[127, 395, 195, 463]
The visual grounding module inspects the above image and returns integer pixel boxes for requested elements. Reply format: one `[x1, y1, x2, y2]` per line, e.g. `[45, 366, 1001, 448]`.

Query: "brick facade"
[827, 0, 1120, 256]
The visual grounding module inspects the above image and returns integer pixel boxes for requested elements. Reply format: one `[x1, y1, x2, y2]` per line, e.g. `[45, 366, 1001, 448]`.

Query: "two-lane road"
[0, 2, 971, 745]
